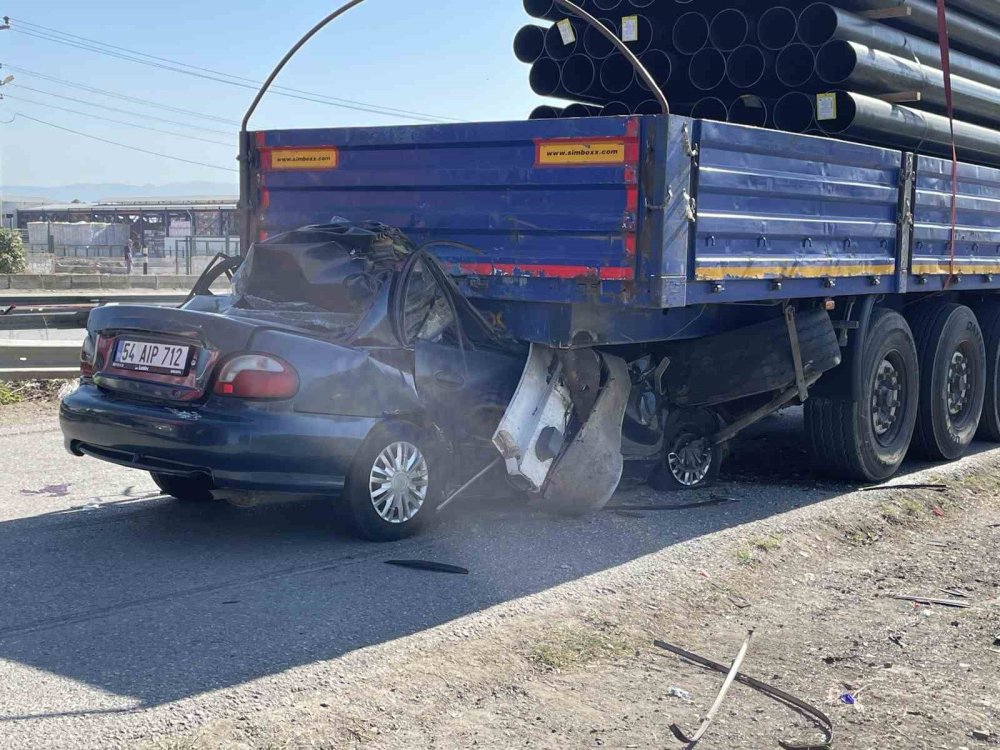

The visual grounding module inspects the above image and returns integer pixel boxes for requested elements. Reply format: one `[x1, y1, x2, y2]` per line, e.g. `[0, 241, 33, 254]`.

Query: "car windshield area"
[400, 258, 459, 346]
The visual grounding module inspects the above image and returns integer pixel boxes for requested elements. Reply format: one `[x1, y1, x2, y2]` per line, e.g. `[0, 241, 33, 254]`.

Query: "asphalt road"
[0, 403, 994, 749]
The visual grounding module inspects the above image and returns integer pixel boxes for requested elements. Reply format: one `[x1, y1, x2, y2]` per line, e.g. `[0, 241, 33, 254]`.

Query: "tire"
[151, 473, 215, 502]
[971, 299, 1000, 442]
[805, 308, 918, 482]
[907, 303, 986, 460]
[647, 408, 723, 491]
[340, 422, 440, 542]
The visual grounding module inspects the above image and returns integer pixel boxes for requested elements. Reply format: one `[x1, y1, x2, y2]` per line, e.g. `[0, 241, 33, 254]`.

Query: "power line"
[11, 112, 239, 173]
[1, 93, 234, 147]
[9, 20, 457, 123]
[9, 82, 235, 136]
[9, 16, 457, 123]
[4, 64, 238, 125]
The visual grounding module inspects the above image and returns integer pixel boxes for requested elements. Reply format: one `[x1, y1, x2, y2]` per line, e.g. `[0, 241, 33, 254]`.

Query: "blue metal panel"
[912, 155, 1000, 277]
[692, 122, 900, 285]
[254, 117, 649, 307]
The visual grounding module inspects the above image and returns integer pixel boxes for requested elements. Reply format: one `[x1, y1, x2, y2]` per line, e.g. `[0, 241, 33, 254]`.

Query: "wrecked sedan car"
[60, 223, 527, 541]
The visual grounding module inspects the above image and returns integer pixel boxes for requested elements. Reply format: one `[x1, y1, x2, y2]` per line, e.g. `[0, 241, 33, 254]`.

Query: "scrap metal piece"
[784, 305, 809, 403]
[436, 457, 502, 513]
[891, 595, 972, 609]
[384, 560, 469, 575]
[653, 639, 834, 750]
[859, 483, 947, 492]
[670, 630, 754, 746]
[604, 494, 738, 512]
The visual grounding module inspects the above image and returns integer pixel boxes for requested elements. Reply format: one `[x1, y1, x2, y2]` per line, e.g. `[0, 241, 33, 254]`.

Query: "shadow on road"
[0, 408, 986, 716]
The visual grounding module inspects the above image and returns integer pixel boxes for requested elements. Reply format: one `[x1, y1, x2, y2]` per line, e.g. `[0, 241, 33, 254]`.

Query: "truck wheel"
[971, 300, 1000, 442]
[340, 422, 438, 542]
[805, 308, 918, 482]
[151, 473, 215, 502]
[908, 303, 986, 460]
[647, 408, 723, 491]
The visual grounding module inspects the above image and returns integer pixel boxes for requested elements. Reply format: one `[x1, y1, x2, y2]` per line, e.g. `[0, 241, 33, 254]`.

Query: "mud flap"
[493, 345, 629, 515]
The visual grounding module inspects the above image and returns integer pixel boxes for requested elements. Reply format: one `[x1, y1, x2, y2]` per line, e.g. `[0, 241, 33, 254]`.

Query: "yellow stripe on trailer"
[696, 262, 897, 281]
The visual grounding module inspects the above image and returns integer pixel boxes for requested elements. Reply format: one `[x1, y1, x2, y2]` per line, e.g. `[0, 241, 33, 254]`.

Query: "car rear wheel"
[340, 422, 439, 542]
[151, 473, 215, 502]
[647, 408, 723, 491]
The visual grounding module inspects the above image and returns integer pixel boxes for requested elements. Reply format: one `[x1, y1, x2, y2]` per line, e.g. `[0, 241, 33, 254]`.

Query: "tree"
[0, 229, 26, 274]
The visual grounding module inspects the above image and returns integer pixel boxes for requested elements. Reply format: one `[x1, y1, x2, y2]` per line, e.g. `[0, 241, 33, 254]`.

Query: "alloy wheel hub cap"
[369, 441, 429, 524]
[667, 433, 713, 487]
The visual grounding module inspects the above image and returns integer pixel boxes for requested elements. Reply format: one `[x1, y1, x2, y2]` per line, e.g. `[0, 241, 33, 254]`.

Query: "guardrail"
[0, 293, 187, 332]
[0, 341, 80, 381]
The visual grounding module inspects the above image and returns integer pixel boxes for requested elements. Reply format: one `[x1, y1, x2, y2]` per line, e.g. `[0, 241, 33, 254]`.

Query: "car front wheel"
[340, 422, 439, 541]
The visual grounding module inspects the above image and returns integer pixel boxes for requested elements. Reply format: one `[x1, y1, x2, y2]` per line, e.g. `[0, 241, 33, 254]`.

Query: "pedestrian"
[124, 238, 135, 275]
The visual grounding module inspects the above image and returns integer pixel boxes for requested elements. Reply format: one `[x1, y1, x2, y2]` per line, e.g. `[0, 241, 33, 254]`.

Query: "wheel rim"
[667, 432, 713, 487]
[369, 441, 429, 524]
[946, 348, 972, 418]
[871, 355, 903, 443]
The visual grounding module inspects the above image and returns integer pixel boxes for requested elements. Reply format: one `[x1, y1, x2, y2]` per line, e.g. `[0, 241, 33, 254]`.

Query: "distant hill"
[5, 182, 238, 203]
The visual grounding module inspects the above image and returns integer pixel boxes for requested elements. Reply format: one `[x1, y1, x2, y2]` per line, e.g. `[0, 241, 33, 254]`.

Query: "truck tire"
[971, 300, 1000, 442]
[339, 421, 439, 542]
[908, 303, 986, 460]
[805, 308, 918, 482]
[151, 473, 215, 502]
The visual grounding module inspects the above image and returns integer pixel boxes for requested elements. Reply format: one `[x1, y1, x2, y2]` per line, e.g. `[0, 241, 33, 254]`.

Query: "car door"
[399, 256, 525, 441]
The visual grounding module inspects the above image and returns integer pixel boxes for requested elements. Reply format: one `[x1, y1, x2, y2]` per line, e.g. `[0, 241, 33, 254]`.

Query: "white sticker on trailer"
[557, 19, 576, 45]
[621, 15, 639, 42]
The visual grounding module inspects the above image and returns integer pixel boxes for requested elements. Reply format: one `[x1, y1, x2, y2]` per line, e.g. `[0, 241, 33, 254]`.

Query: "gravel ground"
[0, 402, 997, 749]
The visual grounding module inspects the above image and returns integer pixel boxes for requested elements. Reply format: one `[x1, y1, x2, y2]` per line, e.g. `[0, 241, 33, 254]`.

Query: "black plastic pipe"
[710, 9, 753, 52]
[561, 53, 598, 96]
[834, 0, 1000, 60]
[773, 91, 815, 133]
[797, 3, 1000, 92]
[672, 12, 710, 55]
[544, 20, 579, 60]
[758, 7, 798, 51]
[601, 100, 632, 116]
[601, 54, 638, 95]
[817, 40, 1000, 129]
[514, 25, 548, 64]
[818, 90, 1000, 167]
[633, 99, 665, 114]
[728, 94, 770, 127]
[583, 18, 618, 59]
[529, 104, 564, 119]
[726, 45, 776, 90]
[562, 102, 603, 117]
[691, 97, 730, 122]
[637, 49, 675, 90]
[776, 43, 818, 90]
[523, 0, 562, 21]
[689, 47, 728, 91]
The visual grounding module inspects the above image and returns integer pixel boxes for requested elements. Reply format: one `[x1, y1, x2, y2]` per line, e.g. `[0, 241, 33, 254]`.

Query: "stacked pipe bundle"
[517, 0, 1000, 167]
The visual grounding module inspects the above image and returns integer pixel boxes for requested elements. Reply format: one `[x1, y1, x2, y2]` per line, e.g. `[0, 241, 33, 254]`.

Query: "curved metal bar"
[551, 0, 669, 115]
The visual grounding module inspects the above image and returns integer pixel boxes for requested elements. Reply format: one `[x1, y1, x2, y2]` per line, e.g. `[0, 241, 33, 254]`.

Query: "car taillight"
[213, 354, 299, 399]
[80, 334, 96, 378]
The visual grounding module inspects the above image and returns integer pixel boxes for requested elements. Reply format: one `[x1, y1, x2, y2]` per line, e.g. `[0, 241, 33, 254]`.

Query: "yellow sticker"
[816, 93, 838, 121]
[536, 139, 627, 167]
[268, 147, 339, 171]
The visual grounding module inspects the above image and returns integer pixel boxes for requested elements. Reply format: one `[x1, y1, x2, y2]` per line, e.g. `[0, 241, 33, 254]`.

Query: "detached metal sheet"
[253, 118, 644, 306]
[693, 122, 900, 282]
[912, 156, 1000, 277]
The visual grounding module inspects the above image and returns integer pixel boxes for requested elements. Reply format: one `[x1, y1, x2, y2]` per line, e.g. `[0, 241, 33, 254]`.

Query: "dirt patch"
[0, 394, 64, 425]
[142, 456, 1000, 750]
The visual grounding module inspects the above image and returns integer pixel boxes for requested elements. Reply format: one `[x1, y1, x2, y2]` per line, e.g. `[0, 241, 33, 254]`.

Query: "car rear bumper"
[60, 384, 380, 494]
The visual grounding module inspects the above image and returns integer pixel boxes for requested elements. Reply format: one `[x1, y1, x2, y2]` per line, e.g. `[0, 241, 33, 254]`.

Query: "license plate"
[113, 339, 192, 376]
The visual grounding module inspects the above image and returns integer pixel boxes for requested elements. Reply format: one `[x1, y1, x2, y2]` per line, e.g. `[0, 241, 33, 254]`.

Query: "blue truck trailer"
[240, 110, 1000, 505]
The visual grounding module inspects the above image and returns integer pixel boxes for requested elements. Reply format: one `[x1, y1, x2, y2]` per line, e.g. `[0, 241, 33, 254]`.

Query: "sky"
[0, 0, 547, 190]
